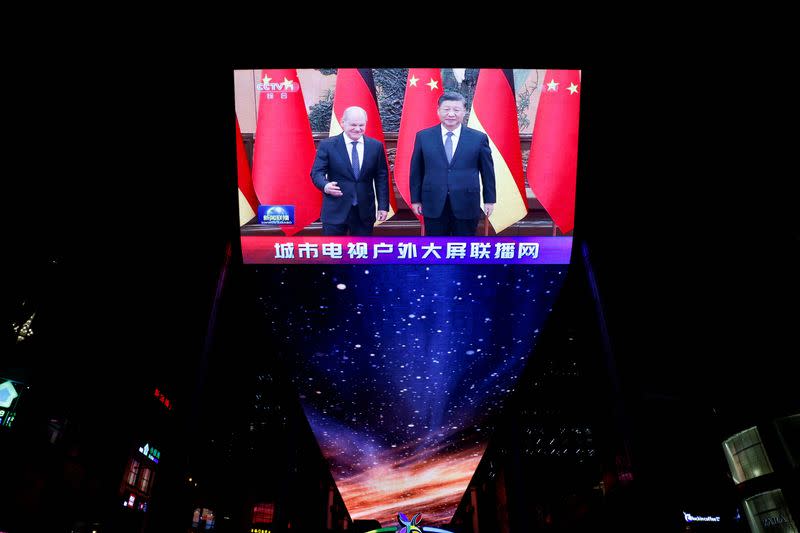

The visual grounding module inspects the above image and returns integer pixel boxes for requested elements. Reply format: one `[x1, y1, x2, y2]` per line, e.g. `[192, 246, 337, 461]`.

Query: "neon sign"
[0, 379, 24, 429]
[365, 513, 454, 533]
[138, 443, 161, 463]
[154, 388, 173, 410]
[683, 512, 721, 522]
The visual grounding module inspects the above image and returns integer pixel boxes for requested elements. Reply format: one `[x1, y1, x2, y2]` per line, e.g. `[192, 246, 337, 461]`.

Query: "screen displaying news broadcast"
[235, 68, 580, 266]
[234, 67, 582, 526]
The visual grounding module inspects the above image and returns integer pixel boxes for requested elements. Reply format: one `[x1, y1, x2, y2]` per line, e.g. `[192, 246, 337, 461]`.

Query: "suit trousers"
[322, 204, 373, 236]
[424, 195, 479, 236]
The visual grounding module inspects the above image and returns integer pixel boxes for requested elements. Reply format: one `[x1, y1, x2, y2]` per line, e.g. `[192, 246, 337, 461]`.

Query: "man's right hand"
[411, 203, 423, 216]
[324, 182, 343, 197]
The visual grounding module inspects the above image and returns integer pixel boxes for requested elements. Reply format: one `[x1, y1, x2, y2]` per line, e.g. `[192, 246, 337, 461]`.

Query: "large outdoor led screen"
[255, 262, 570, 525]
[235, 68, 579, 266]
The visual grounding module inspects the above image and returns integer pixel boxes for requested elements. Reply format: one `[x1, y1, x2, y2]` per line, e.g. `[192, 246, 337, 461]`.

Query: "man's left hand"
[377, 210, 388, 221]
[484, 203, 495, 217]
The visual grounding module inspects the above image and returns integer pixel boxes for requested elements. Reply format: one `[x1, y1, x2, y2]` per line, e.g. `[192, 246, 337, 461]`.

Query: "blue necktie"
[445, 131, 454, 164]
[351, 141, 360, 179]
[351, 141, 360, 206]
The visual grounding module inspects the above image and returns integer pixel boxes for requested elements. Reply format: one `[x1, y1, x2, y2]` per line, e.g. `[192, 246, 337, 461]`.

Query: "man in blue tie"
[311, 106, 389, 236]
[409, 92, 496, 236]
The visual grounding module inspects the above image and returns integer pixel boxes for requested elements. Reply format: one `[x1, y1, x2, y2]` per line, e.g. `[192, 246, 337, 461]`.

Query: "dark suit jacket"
[310, 134, 389, 225]
[409, 124, 496, 219]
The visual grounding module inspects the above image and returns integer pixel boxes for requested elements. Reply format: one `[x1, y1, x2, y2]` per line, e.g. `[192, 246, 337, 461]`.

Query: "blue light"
[0, 381, 19, 408]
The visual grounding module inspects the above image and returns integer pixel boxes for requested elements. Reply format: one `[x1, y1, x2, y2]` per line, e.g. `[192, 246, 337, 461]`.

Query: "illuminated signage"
[122, 494, 147, 513]
[250, 529, 272, 533]
[683, 512, 721, 523]
[365, 513, 454, 533]
[252, 502, 274, 524]
[0, 381, 18, 408]
[154, 388, 173, 410]
[138, 443, 161, 463]
[0, 379, 24, 429]
[762, 514, 789, 527]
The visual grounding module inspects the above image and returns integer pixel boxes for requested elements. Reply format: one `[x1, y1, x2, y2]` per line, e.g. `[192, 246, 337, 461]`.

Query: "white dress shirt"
[346, 135, 364, 172]
[440, 124, 461, 156]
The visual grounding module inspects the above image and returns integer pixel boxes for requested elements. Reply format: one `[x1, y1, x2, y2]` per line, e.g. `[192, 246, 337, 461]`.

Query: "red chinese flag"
[251, 69, 320, 236]
[527, 69, 581, 234]
[236, 116, 258, 226]
[395, 68, 443, 220]
[329, 69, 397, 222]
[467, 69, 528, 233]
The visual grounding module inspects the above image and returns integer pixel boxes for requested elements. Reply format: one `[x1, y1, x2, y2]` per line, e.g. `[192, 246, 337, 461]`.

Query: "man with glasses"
[311, 106, 390, 236]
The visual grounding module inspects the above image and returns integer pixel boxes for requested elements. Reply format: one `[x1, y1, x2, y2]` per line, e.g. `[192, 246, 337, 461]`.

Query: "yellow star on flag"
[426, 78, 439, 91]
[546, 79, 559, 91]
[567, 82, 579, 95]
[409, 75, 419, 87]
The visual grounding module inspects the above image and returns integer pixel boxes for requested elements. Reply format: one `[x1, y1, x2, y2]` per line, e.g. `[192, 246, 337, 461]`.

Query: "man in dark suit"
[310, 106, 389, 236]
[410, 91, 496, 236]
